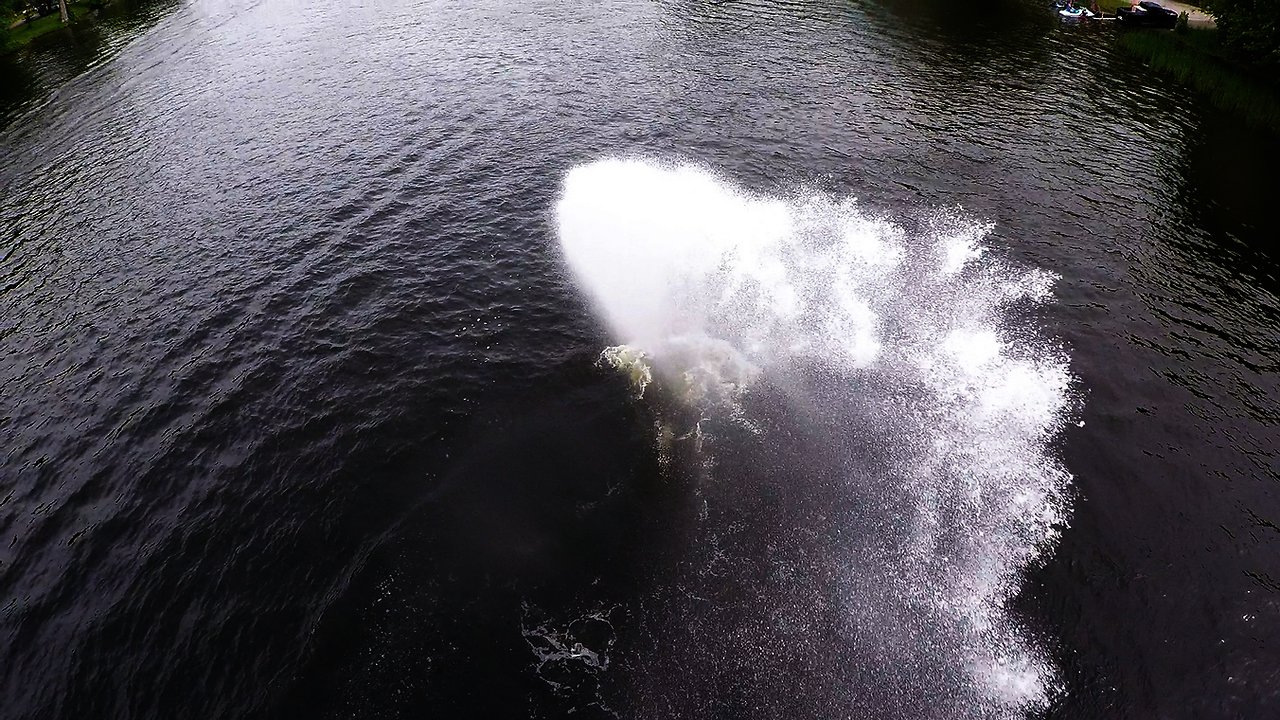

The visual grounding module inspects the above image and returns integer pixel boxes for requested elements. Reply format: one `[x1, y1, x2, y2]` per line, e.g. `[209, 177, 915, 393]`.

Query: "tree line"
[1201, 0, 1279, 76]
[3, 0, 74, 37]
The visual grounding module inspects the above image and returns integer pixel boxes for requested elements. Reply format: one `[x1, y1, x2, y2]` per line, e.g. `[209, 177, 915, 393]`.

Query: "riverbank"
[1092, 0, 1214, 26]
[1152, 0, 1214, 27]
[1117, 25, 1280, 131]
[3, 2, 101, 54]
[1073, 1, 1280, 131]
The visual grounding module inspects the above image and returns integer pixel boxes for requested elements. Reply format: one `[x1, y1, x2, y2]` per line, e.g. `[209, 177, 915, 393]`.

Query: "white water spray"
[556, 158, 1074, 718]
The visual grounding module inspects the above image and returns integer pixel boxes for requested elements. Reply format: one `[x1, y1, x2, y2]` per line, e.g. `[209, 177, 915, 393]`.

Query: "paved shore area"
[1149, 0, 1216, 27]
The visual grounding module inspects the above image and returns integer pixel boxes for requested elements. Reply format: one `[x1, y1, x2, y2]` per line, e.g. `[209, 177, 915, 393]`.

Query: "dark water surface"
[2, 0, 1278, 718]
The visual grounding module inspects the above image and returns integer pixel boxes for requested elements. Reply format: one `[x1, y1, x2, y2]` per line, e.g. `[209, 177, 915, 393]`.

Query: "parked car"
[1115, 1, 1180, 28]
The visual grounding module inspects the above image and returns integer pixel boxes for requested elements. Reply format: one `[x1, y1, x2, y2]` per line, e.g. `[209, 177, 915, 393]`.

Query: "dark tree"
[1203, 0, 1280, 75]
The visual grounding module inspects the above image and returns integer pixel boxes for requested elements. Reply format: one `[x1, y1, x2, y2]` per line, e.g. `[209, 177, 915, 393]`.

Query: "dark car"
[1115, 1, 1180, 28]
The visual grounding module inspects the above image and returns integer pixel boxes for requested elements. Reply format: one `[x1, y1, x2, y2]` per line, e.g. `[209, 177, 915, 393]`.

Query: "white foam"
[597, 344, 653, 398]
[555, 158, 1075, 718]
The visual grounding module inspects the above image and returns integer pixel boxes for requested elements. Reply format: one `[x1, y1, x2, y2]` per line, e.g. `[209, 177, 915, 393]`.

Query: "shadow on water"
[1175, 110, 1280, 268]
[872, 0, 1051, 30]
[0, 0, 179, 129]
[1145, 108, 1280, 413]
[859, 0, 1060, 53]
[0, 55, 36, 120]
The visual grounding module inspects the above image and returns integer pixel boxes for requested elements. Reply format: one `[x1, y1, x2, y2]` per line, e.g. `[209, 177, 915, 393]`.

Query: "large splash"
[555, 158, 1074, 719]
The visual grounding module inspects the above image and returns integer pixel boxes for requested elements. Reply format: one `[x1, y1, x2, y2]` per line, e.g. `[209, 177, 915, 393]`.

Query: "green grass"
[3, 3, 97, 53]
[1117, 26, 1280, 131]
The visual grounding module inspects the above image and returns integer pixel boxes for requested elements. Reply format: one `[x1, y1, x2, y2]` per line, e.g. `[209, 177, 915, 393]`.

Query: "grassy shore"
[1117, 26, 1280, 131]
[3, 3, 98, 53]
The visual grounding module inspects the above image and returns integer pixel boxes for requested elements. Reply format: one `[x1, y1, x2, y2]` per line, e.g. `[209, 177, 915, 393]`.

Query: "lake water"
[2, 0, 1278, 718]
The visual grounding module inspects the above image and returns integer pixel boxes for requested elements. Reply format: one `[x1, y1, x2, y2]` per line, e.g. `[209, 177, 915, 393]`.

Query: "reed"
[1118, 26, 1280, 131]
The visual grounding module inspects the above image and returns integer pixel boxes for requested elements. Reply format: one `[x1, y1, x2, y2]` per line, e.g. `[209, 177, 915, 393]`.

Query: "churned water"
[558, 158, 1074, 717]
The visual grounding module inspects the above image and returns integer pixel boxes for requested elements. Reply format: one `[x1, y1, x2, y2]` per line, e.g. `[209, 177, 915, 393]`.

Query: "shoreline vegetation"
[1085, 1, 1280, 131]
[2, 0, 108, 54]
[1117, 24, 1280, 130]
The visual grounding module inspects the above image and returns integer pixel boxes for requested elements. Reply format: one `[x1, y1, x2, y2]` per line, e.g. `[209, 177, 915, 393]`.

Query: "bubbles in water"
[522, 604, 621, 717]
[555, 158, 1075, 719]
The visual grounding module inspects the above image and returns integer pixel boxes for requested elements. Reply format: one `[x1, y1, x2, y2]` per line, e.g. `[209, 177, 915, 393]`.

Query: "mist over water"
[557, 159, 1075, 718]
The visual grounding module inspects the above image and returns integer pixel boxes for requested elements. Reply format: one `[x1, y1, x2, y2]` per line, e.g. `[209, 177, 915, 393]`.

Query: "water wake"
[556, 158, 1074, 718]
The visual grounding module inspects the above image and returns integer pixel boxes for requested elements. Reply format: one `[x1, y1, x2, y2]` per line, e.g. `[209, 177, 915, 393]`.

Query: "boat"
[1053, 2, 1097, 19]
[1059, 6, 1096, 18]
[1115, 1, 1179, 28]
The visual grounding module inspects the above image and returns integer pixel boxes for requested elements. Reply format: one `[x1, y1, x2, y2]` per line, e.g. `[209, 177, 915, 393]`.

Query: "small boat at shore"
[1053, 2, 1098, 19]
[1060, 6, 1096, 18]
[1115, 1, 1179, 28]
